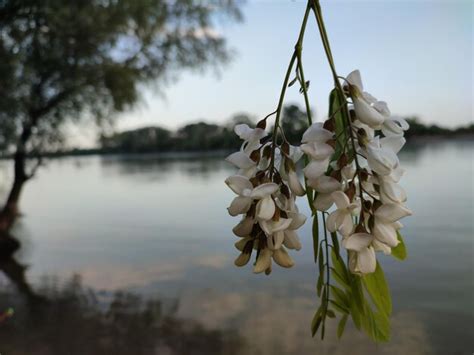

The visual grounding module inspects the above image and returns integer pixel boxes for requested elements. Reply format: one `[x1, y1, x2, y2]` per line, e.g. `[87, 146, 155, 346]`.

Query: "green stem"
[311, 0, 365, 202]
[269, 3, 312, 175]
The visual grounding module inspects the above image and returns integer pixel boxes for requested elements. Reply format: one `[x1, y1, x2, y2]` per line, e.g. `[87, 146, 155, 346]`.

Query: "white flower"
[346, 70, 390, 129]
[232, 216, 254, 237]
[272, 247, 294, 268]
[373, 203, 411, 247]
[225, 175, 279, 217]
[313, 192, 335, 211]
[260, 217, 293, 250]
[225, 151, 255, 170]
[287, 169, 306, 196]
[301, 122, 333, 144]
[300, 142, 334, 160]
[303, 159, 330, 182]
[283, 229, 302, 250]
[326, 191, 359, 236]
[377, 175, 407, 204]
[253, 248, 272, 273]
[382, 117, 409, 137]
[365, 136, 403, 176]
[234, 124, 266, 153]
[343, 232, 377, 274]
[311, 175, 341, 193]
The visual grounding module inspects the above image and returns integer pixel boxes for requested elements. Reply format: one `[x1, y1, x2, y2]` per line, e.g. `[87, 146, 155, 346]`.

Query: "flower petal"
[232, 217, 254, 237]
[267, 230, 285, 250]
[356, 247, 377, 274]
[342, 232, 373, 251]
[272, 247, 294, 268]
[346, 70, 363, 91]
[234, 251, 251, 267]
[283, 230, 302, 250]
[234, 237, 251, 251]
[227, 196, 252, 216]
[256, 196, 275, 220]
[250, 183, 279, 199]
[304, 159, 330, 182]
[301, 142, 334, 160]
[372, 239, 392, 255]
[339, 213, 354, 236]
[225, 151, 255, 169]
[326, 210, 341, 233]
[313, 192, 334, 211]
[313, 176, 342, 193]
[234, 124, 253, 140]
[373, 222, 399, 247]
[379, 180, 407, 204]
[288, 170, 306, 196]
[381, 136, 405, 154]
[225, 175, 253, 195]
[375, 203, 412, 223]
[331, 191, 350, 209]
[301, 123, 333, 143]
[288, 212, 306, 230]
[353, 97, 385, 128]
[253, 248, 272, 273]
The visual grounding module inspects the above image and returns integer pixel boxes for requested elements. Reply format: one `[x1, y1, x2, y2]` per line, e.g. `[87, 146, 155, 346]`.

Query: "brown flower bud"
[262, 145, 272, 158]
[345, 182, 356, 201]
[256, 118, 267, 129]
[337, 153, 348, 169]
[250, 150, 260, 163]
[281, 184, 290, 199]
[281, 142, 290, 156]
[323, 118, 335, 132]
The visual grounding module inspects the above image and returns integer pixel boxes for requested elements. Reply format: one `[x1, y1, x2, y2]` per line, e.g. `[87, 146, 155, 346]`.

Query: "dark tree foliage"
[0, 0, 242, 229]
[280, 104, 310, 145]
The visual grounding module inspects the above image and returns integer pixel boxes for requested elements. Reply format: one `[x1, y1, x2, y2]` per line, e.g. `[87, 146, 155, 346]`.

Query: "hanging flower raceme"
[224, 0, 413, 342]
[225, 119, 307, 274]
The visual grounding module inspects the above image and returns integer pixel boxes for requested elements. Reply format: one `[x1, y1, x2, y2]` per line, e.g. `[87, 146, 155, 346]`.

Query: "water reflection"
[0, 238, 242, 355]
[0, 140, 472, 354]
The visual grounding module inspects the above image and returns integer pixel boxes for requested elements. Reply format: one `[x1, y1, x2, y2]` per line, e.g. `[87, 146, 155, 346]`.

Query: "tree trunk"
[0, 143, 29, 232]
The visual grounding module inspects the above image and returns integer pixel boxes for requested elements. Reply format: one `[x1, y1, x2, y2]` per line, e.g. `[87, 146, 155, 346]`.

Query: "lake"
[0, 140, 473, 355]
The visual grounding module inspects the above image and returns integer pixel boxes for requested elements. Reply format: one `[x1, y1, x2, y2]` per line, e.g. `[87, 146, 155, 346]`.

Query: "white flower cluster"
[225, 70, 411, 276]
[225, 122, 307, 274]
[307, 69, 412, 274]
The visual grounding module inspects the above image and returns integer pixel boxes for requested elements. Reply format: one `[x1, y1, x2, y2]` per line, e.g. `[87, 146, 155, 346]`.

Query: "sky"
[74, 0, 473, 146]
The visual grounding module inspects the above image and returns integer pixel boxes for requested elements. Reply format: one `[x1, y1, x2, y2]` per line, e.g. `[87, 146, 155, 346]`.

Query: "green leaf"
[350, 300, 362, 330]
[311, 308, 323, 337]
[318, 245, 324, 275]
[391, 232, 407, 260]
[330, 299, 349, 314]
[317, 273, 323, 297]
[362, 261, 392, 317]
[362, 305, 391, 342]
[330, 285, 350, 309]
[331, 248, 350, 284]
[328, 88, 349, 160]
[312, 214, 319, 264]
[330, 231, 340, 255]
[331, 267, 350, 290]
[337, 314, 348, 339]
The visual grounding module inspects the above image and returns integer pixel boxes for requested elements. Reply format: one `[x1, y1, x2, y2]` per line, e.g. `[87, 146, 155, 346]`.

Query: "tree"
[0, 0, 242, 231]
[280, 104, 310, 145]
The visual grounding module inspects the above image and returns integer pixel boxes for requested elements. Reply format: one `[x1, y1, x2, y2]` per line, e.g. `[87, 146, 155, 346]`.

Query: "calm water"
[0, 141, 473, 354]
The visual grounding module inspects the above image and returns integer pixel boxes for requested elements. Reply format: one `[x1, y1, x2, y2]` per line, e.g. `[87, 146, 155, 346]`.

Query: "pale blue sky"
[109, 0, 472, 139]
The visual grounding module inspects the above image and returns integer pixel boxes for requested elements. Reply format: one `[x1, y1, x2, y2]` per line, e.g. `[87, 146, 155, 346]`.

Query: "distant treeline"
[97, 107, 473, 154]
[20, 105, 474, 157]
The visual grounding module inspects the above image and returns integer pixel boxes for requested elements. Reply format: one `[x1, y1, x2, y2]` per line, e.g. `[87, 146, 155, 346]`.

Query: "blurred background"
[0, 0, 472, 354]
